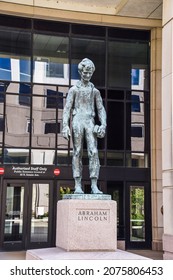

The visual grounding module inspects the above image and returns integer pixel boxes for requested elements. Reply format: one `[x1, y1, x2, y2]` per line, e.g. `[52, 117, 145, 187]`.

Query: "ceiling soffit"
[46, 0, 163, 19]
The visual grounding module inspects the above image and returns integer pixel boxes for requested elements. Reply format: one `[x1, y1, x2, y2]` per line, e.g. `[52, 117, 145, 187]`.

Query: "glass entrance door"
[1, 180, 54, 250]
[2, 181, 26, 250]
[107, 182, 125, 241]
[28, 182, 54, 248]
[126, 183, 151, 249]
[106, 181, 151, 249]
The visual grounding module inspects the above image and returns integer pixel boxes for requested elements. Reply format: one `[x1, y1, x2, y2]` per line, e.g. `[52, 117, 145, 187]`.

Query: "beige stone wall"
[162, 0, 173, 260]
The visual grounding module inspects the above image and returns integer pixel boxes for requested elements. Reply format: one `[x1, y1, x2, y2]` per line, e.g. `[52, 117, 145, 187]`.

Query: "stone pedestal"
[56, 198, 117, 251]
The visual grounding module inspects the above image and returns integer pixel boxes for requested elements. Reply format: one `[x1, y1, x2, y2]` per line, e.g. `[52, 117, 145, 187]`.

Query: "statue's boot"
[91, 185, 103, 194]
[74, 185, 84, 194]
[74, 177, 84, 194]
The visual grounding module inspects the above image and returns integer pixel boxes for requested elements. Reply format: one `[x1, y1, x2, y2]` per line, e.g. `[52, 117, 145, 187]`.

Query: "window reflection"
[107, 151, 124, 166]
[0, 28, 31, 82]
[0, 82, 6, 102]
[130, 186, 145, 242]
[31, 183, 49, 242]
[0, 24, 150, 169]
[31, 149, 55, 165]
[20, 59, 31, 82]
[130, 103, 145, 152]
[0, 83, 4, 145]
[4, 184, 24, 242]
[3, 148, 29, 164]
[126, 67, 146, 164]
[126, 152, 148, 168]
[32, 94, 56, 148]
[0, 58, 11, 80]
[107, 101, 124, 150]
[33, 34, 69, 84]
[5, 88, 30, 147]
[32, 85, 67, 149]
[108, 41, 149, 89]
[56, 150, 70, 165]
[71, 38, 105, 86]
[19, 83, 31, 106]
[0, 148, 2, 164]
[131, 68, 147, 90]
[46, 89, 63, 109]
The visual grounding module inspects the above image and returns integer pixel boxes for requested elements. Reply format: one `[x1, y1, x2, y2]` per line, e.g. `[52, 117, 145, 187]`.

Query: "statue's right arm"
[62, 88, 75, 140]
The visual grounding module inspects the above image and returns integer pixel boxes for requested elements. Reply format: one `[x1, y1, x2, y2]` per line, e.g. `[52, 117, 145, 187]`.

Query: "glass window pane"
[126, 152, 149, 168]
[108, 41, 149, 89]
[4, 148, 29, 164]
[33, 85, 68, 149]
[0, 113, 2, 123]
[4, 184, 24, 242]
[108, 90, 124, 100]
[72, 24, 105, 37]
[5, 87, 30, 147]
[126, 99, 145, 152]
[0, 148, 2, 164]
[19, 83, 31, 106]
[131, 68, 149, 91]
[0, 83, 4, 144]
[34, 19, 69, 34]
[57, 86, 69, 148]
[31, 149, 55, 165]
[46, 89, 63, 109]
[45, 123, 60, 134]
[130, 186, 145, 242]
[71, 38, 105, 86]
[56, 150, 70, 165]
[0, 14, 31, 29]
[0, 58, 11, 80]
[0, 82, 6, 102]
[107, 101, 124, 150]
[107, 151, 124, 166]
[32, 93, 56, 148]
[0, 28, 31, 82]
[20, 60, 31, 82]
[33, 34, 69, 85]
[30, 183, 49, 242]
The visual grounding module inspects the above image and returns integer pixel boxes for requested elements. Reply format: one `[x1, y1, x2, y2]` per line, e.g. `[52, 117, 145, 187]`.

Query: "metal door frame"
[0, 180, 28, 250]
[0, 179, 55, 250]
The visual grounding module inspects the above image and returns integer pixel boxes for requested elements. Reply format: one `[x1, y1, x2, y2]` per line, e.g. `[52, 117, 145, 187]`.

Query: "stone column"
[151, 27, 163, 251]
[162, 0, 173, 260]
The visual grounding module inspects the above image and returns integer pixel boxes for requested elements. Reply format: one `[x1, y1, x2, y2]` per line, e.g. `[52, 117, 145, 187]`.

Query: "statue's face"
[80, 67, 93, 82]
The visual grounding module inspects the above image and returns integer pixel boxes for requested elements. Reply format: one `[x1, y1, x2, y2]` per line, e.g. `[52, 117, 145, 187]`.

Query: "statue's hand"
[97, 125, 106, 138]
[62, 126, 71, 140]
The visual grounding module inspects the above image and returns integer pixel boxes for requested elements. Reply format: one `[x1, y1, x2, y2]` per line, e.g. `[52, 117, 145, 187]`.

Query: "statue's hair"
[78, 58, 95, 74]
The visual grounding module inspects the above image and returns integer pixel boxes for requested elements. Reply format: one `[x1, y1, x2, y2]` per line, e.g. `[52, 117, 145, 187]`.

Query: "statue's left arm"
[95, 89, 107, 138]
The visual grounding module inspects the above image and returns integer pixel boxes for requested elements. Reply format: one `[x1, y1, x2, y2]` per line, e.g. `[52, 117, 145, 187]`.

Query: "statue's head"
[78, 58, 95, 75]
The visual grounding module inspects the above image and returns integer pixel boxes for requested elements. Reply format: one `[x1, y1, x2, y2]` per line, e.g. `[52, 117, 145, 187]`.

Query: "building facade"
[0, 0, 170, 258]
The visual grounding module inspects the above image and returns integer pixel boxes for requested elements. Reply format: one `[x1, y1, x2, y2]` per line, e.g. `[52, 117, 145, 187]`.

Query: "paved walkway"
[0, 249, 163, 260]
[0, 250, 26, 260]
[127, 250, 163, 260]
